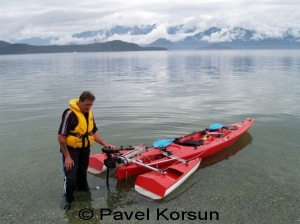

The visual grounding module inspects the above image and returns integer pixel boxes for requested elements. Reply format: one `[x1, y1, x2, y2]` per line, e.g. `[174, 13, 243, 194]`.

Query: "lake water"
[0, 50, 299, 224]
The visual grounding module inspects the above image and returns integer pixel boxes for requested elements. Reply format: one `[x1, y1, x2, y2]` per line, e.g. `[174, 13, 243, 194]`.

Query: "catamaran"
[88, 118, 254, 199]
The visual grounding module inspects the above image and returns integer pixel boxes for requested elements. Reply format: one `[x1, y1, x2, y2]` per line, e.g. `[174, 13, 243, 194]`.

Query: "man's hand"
[104, 143, 117, 150]
[64, 157, 74, 171]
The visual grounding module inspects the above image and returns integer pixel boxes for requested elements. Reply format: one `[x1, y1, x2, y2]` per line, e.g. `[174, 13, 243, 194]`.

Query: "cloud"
[0, 0, 300, 43]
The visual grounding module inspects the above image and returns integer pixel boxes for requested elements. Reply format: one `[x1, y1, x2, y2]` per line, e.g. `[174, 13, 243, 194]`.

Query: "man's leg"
[76, 147, 90, 191]
[62, 148, 80, 209]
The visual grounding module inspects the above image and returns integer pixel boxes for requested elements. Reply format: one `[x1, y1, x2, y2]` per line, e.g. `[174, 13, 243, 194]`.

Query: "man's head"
[78, 91, 95, 113]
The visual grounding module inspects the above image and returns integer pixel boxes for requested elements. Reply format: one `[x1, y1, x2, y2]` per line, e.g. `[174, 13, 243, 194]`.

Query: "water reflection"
[232, 55, 254, 74]
[199, 132, 253, 169]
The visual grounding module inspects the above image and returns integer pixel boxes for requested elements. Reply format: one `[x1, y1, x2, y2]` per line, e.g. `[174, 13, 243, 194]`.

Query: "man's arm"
[93, 132, 116, 149]
[58, 134, 74, 171]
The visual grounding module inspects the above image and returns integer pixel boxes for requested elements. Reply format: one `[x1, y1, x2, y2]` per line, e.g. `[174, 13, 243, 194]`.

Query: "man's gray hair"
[79, 91, 95, 102]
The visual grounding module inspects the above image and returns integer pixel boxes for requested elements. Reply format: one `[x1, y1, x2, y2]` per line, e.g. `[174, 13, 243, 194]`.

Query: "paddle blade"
[209, 123, 223, 131]
[153, 139, 174, 148]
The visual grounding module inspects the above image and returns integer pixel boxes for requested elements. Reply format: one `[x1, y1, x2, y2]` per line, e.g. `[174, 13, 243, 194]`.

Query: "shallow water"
[0, 50, 299, 224]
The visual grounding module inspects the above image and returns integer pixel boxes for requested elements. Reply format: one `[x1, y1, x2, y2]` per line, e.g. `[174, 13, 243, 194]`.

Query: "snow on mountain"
[16, 25, 300, 49]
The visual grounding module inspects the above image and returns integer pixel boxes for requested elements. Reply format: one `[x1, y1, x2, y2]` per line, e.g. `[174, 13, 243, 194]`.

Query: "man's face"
[78, 99, 93, 113]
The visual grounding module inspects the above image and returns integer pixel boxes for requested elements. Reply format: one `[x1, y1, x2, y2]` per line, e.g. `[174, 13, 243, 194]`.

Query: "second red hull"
[115, 118, 254, 180]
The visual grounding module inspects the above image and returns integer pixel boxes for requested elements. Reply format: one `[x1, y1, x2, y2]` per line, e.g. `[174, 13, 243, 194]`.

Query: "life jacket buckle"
[76, 133, 83, 138]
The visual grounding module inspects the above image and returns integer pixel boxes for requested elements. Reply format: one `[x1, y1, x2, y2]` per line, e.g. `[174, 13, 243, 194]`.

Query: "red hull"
[135, 158, 201, 199]
[115, 118, 254, 180]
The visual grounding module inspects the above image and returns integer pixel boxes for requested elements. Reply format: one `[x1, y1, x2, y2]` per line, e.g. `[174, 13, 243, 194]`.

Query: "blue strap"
[153, 139, 174, 148]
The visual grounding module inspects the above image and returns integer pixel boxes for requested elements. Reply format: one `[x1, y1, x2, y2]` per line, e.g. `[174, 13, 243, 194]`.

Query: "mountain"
[0, 40, 11, 48]
[17, 25, 300, 49]
[72, 24, 156, 39]
[147, 38, 175, 48]
[0, 40, 166, 55]
[19, 37, 57, 46]
[148, 27, 300, 50]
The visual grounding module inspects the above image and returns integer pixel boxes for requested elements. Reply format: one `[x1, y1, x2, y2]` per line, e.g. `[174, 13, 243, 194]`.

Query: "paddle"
[208, 123, 223, 131]
[153, 139, 174, 148]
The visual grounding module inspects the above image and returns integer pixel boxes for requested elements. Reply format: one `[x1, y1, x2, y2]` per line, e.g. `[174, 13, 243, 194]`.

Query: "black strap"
[173, 139, 204, 147]
[68, 131, 93, 148]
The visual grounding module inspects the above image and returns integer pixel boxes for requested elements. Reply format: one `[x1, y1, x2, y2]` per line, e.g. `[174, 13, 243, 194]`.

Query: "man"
[58, 91, 116, 210]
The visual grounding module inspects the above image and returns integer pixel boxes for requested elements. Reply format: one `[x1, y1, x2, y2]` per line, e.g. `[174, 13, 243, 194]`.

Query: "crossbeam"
[161, 151, 189, 164]
[133, 160, 167, 174]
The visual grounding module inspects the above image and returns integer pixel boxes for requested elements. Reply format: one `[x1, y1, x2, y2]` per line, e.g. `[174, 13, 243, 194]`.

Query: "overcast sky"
[1, 0, 300, 44]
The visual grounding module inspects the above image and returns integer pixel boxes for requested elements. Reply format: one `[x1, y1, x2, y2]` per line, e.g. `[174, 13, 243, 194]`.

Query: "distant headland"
[0, 40, 167, 55]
